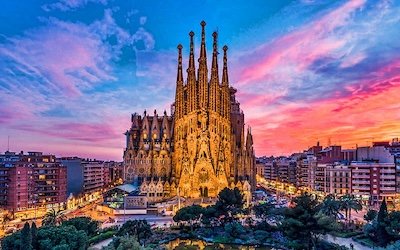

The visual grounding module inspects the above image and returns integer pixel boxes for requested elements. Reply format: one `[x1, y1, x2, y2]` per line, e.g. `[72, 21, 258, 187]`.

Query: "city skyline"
[1, 0, 400, 160]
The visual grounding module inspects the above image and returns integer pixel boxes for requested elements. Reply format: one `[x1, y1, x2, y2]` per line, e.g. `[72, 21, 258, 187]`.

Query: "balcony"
[37, 194, 59, 198]
[352, 185, 370, 190]
[352, 191, 369, 195]
[36, 188, 58, 192]
[352, 169, 370, 173]
[380, 177, 396, 181]
[352, 180, 370, 185]
[380, 170, 395, 174]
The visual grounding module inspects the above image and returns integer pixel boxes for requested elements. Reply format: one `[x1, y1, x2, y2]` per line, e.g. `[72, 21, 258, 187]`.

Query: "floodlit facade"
[123, 21, 256, 201]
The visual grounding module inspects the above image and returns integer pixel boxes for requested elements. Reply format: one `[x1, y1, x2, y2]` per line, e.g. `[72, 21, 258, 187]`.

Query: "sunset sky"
[1, 0, 399, 160]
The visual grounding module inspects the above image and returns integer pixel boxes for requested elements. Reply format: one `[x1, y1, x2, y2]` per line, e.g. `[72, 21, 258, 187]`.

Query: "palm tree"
[42, 208, 66, 226]
[339, 194, 362, 225]
[320, 194, 340, 219]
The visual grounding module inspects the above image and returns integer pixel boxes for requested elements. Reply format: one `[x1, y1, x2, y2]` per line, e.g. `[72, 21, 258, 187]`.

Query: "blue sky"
[1, 0, 399, 160]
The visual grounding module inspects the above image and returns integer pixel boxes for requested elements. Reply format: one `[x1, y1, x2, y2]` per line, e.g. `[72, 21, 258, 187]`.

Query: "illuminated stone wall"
[123, 22, 255, 201]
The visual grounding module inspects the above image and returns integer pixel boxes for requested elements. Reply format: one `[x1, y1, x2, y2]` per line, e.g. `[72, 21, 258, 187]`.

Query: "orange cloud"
[248, 62, 400, 156]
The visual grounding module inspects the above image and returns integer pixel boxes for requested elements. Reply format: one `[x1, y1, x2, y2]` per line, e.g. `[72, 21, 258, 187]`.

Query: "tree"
[215, 187, 244, 220]
[20, 222, 32, 250]
[31, 222, 38, 250]
[173, 205, 204, 231]
[62, 216, 99, 237]
[36, 225, 88, 250]
[378, 240, 400, 250]
[280, 194, 336, 250]
[320, 194, 340, 219]
[364, 209, 378, 222]
[1, 231, 22, 250]
[42, 208, 66, 226]
[224, 221, 246, 238]
[253, 201, 275, 222]
[385, 211, 400, 241]
[376, 199, 390, 246]
[116, 235, 142, 250]
[117, 220, 152, 245]
[103, 235, 144, 250]
[339, 194, 362, 225]
[3, 223, 88, 250]
[363, 201, 400, 246]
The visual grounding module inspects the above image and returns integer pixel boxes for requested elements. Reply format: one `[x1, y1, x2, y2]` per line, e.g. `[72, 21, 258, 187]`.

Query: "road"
[324, 234, 372, 250]
[89, 238, 113, 250]
[0, 197, 107, 238]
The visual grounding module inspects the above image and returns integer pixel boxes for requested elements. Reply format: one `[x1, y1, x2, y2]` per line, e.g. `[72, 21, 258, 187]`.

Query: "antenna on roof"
[7, 135, 10, 151]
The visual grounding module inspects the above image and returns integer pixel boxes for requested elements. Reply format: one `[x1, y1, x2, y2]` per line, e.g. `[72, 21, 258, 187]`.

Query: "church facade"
[123, 21, 255, 202]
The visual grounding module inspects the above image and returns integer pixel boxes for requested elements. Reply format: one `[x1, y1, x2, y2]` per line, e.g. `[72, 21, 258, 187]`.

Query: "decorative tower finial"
[211, 31, 218, 72]
[187, 31, 197, 112]
[177, 44, 183, 83]
[221, 45, 230, 119]
[222, 45, 229, 85]
[188, 31, 195, 72]
[175, 44, 184, 119]
[198, 21, 208, 108]
[199, 21, 206, 60]
[210, 31, 219, 112]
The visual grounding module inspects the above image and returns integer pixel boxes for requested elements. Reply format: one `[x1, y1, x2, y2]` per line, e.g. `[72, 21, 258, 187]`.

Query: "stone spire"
[176, 44, 183, 84]
[221, 45, 230, 119]
[188, 32, 195, 75]
[222, 45, 229, 86]
[210, 31, 219, 113]
[175, 44, 184, 119]
[199, 21, 207, 62]
[187, 31, 197, 113]
[197, 21, 208, 109]
[211, 32, 219, 75]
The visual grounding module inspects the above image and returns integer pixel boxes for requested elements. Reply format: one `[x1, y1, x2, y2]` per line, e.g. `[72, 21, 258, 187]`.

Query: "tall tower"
[187, 31, 197, 113]
[124, 21, 256, 202]
[197, 21, 208, 109]
[209, 31, 219, 113]
[172, 21, 250, 198]
[174, 44, 184, 120]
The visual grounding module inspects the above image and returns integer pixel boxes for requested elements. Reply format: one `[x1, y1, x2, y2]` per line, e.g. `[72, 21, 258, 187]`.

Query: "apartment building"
[60, 157, 84, 196]
[351, 162, 396, 205]
[0, 151, 67, 213]
[105, 161, 124, 183]
[82, 159, 109, 193]
[327, 164, 351, 195]
[263, 160, 277, 182]
[396, 155, 400, 193]
[276, 158, 296, 185]
[314, 164, 328, 193]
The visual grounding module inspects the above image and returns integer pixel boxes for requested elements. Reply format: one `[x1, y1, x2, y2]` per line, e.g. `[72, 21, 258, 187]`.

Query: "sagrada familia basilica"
[123, 21, 255, 202]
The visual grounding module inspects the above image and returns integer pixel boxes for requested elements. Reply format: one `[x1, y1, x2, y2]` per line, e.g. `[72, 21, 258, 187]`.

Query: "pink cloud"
[1, 19, 115, 96]
[249, 59, 400, 156]
[42, 0, 108, 12]
[237, 0, 365, 85]
[14, 119, 124, 143]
